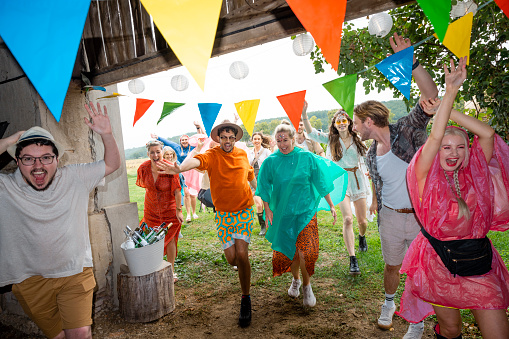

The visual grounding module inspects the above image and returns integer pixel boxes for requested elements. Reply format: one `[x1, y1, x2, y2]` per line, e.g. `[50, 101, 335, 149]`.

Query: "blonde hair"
[162, 146, 177, 161]
[145, 140, 164, 151]
[274, 123, 296, 139]
[443, 127, 470, 169]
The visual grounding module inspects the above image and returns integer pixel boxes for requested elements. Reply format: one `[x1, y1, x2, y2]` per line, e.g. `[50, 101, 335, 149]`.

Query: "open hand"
[444, 57, 467, 91]
[420, 97, 441, 116]
[155, 159, 180, 175]
[151, 133, 158, 139]
[84, 102, 112, 136]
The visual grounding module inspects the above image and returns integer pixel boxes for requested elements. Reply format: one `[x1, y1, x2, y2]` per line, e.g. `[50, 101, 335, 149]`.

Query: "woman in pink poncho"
[398, 58, 509, 339]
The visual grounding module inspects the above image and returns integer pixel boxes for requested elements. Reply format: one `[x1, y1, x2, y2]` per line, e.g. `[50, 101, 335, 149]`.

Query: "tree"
[310, 0, 509, 140]
[309, 116, 322, 130]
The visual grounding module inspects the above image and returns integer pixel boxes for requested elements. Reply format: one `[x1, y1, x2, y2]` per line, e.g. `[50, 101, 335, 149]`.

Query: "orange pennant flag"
[286, 0, 347, 71]
[133, 98, 154, 126]
[276, 90, 307, 131]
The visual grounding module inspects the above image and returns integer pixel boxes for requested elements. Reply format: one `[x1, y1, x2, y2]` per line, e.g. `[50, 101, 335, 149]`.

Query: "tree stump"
[117, 261, 175, 322]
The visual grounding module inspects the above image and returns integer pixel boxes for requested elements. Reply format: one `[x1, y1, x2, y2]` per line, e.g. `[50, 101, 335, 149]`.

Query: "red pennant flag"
[495, 0, 509, 19]
[133, 98, 154, 126]
[276, 90, 306, 131]
[286, 0, 347, 71]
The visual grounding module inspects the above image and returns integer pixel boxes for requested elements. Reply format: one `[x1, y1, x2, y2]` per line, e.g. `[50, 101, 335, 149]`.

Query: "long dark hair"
[328, 110, 367, 161]
[251, 132, 271, 149]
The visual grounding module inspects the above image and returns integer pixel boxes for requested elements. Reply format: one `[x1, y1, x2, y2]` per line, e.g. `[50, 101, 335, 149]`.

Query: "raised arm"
[0, 130, 24, 155]
[389, 33, 438, 101]
[84, 102, 120, 176]
[193, 121, 206, 135]
[450, 109, 494, 163]
[301, 101, 312, 134]
[414, 57, 467, 192]
[151, 133, 180, 151]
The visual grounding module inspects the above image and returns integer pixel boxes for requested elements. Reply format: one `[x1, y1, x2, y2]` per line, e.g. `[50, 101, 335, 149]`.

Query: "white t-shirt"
[0, 161, 105, 286]
[377, 150, 412, 209]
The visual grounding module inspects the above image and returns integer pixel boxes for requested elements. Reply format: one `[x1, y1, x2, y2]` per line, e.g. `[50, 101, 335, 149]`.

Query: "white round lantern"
[368, 13, 393, 38]
[293, 34, 314, 56]
[229, 61, 249, 80]
[128, 79, 145, 94]
[452, 1, 477, 18]
[171, 75, 189, 91]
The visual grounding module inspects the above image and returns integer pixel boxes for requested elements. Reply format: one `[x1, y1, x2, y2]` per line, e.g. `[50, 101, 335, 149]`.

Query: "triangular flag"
[0, 0, 92, 122]
[416, 0, 451, 42]
[234, 100, 260, 137]
[133, 98, 154, 126]
[322, 74, 357, 118]
[140, 0, 222, 90]
[157, 102, 185, 125]
[376, 46, 414, 100]
[442, 13, 473, 65]
[495, 0, 509, 19]
[198, 103, 222, 136]
[276, 91, 307, 131]
[98, 93, 125, 99]
[286, 0, 347, 71]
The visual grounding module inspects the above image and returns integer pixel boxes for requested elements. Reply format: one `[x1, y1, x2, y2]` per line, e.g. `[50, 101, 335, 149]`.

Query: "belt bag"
[420, 227, 493, 277]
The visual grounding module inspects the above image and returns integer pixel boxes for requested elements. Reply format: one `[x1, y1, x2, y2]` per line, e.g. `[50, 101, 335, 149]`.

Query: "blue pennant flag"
[198, 103, 222, 136]
[0, 0, 92, 122]
[375, 46, 414, 100]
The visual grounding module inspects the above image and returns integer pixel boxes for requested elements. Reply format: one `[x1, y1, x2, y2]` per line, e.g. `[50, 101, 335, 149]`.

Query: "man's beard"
[21, 171, 56, 191]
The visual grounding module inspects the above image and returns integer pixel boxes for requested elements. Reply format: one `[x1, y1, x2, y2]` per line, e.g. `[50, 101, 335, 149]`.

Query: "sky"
[116, 18, 395, 150]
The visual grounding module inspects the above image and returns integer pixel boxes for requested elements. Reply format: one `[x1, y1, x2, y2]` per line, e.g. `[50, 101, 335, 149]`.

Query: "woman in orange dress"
[137, 140, 183, 281]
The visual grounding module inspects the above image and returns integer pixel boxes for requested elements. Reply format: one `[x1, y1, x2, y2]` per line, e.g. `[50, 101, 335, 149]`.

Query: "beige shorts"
[379, 205, 421, 266]
[12, 267, 96, 338]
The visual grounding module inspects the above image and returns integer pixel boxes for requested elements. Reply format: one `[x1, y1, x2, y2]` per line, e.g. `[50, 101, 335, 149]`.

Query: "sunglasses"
[335, 118, 348, 125]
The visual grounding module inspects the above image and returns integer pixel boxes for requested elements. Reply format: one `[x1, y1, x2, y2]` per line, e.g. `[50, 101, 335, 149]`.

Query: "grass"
[126, 158, 509, 338]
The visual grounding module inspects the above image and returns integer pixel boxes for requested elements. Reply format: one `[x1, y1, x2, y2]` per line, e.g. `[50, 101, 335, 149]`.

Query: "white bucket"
[122, 239, 165, 276]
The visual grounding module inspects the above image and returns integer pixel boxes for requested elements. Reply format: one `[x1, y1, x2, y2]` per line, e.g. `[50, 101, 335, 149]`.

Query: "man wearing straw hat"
[0, 102, 120, 339]
[161, 119, 257, 328]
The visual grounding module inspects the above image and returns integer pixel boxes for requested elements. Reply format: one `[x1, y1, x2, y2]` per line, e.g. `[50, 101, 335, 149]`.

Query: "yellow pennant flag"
[140, 0, 223, 90]
[234, 99, 260, 137]
[442, 12, 473, 65]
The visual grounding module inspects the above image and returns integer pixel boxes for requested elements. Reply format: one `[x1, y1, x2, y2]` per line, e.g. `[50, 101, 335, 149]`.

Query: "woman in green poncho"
[256, 123, 347, 307]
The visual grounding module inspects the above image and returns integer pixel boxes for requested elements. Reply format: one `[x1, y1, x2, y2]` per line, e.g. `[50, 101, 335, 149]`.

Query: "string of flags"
[0, 0, 506, 127]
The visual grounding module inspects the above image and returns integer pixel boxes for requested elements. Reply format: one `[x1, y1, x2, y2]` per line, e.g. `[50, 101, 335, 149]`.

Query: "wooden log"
[117, 261, 175, 323]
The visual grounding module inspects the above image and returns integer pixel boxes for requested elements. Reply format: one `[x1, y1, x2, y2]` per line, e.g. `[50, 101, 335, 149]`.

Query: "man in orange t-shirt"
[163, 120, 256, 328]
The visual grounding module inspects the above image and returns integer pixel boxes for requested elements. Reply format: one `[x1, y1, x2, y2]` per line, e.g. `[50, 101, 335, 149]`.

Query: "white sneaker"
[378, 304, 396, 329]
[302, 284, 316, 307]
[403, 322, 424, 339]
[288, 278, 301, 298]
[178, 231, 183, 239]
[193, 213, 199, 219]
[186, 215, 191, 222]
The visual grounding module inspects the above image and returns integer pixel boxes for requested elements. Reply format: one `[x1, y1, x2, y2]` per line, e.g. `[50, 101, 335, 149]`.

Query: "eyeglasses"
[335, 118, 348, 125]
[220, 136, 236, 141]
[18, 155, 56, 166]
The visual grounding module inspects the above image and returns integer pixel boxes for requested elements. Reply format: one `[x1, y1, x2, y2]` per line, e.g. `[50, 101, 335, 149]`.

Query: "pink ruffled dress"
[397, 134, 509, 323]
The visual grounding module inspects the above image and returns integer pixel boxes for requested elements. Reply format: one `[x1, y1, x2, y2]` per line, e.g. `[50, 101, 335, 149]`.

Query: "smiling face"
[180, 136, 189, 148]
[17, 144, 58, 191]
[252, 134, 262, 147]
[219, 130, 236, 153]
[352, 115, 370, 141]
[334, 113, 350, 133]
[439, 134, 467, 171]
[298, 121, 304, 133]
[276, 131, 294, 155]
[163, 149, 176, 162]
[148, 145, 163, 164]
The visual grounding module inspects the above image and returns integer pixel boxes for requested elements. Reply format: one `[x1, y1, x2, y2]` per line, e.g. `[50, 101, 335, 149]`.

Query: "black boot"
[239, 295, 252, 327]
[359, 235, 368, 252]
[258, 212, 266, 236]
[434, 324, 462, 339]
[349, 256, 361, 275]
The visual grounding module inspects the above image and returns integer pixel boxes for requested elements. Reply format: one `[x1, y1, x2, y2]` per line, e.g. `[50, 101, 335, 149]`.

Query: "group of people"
[2, 31, 509, 339]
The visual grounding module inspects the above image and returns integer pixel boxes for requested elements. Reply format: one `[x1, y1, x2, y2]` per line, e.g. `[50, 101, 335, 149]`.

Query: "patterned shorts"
[215, 207, 254, 250]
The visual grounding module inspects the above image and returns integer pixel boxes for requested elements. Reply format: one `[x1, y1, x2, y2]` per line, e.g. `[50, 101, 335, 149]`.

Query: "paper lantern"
[229, 61, 249, 80]
[128, 79, 145, 94]
[368, 13, 393, 38]
[171, 75, 189, 91]
[293, 34, 315, 56]
[451, 0, 478, 19]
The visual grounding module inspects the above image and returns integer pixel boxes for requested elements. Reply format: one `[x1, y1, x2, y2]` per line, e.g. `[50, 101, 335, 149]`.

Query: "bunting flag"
[98, 93, 125, 99]
[198, 103, 222, 136]
[83, 86, 107, 92]
[322, 74, 357, 118]
[140, 0, 223, 91]
[286, 0, 347, 71]
[442, 13, 473, 64]
[234, 100, 260, 137]
[276, 90, 307, 131]
[133, 98, 155, 126]
[495, 0, 509, 18]
[0, 0, 92, 122]
[416, 0, 451, 42]
[157, 102, 185, 125]
[376, 46, 414, 100]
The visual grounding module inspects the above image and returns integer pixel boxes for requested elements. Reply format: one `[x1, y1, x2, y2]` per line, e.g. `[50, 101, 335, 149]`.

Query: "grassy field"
[122, 158, 509, 338]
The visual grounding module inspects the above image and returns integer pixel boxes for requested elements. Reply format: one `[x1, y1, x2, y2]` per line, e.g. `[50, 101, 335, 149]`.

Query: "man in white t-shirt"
[0, 102, 120, 339]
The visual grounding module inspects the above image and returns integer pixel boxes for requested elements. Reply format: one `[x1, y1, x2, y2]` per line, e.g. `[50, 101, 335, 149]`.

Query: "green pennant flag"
[416, 0, 451, 42]
[157, 102, 185, 124]
[322, 74, 357, 117]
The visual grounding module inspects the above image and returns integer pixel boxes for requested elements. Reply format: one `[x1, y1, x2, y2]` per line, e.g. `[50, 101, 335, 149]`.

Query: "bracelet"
[176, 207, 182, 211]
[412, 60, 420, 70]
[302, 118, 308, 121]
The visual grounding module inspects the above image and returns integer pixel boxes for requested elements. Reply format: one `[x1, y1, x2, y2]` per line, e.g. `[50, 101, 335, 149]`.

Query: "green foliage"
[309, 1, 509, 140]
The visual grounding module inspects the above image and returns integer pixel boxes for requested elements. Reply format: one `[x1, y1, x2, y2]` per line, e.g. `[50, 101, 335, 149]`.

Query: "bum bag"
[420, 227, 493, 277]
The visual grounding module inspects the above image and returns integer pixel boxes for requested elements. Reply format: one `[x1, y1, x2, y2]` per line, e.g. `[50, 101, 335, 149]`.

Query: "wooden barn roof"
[81, 0, 413, 86]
